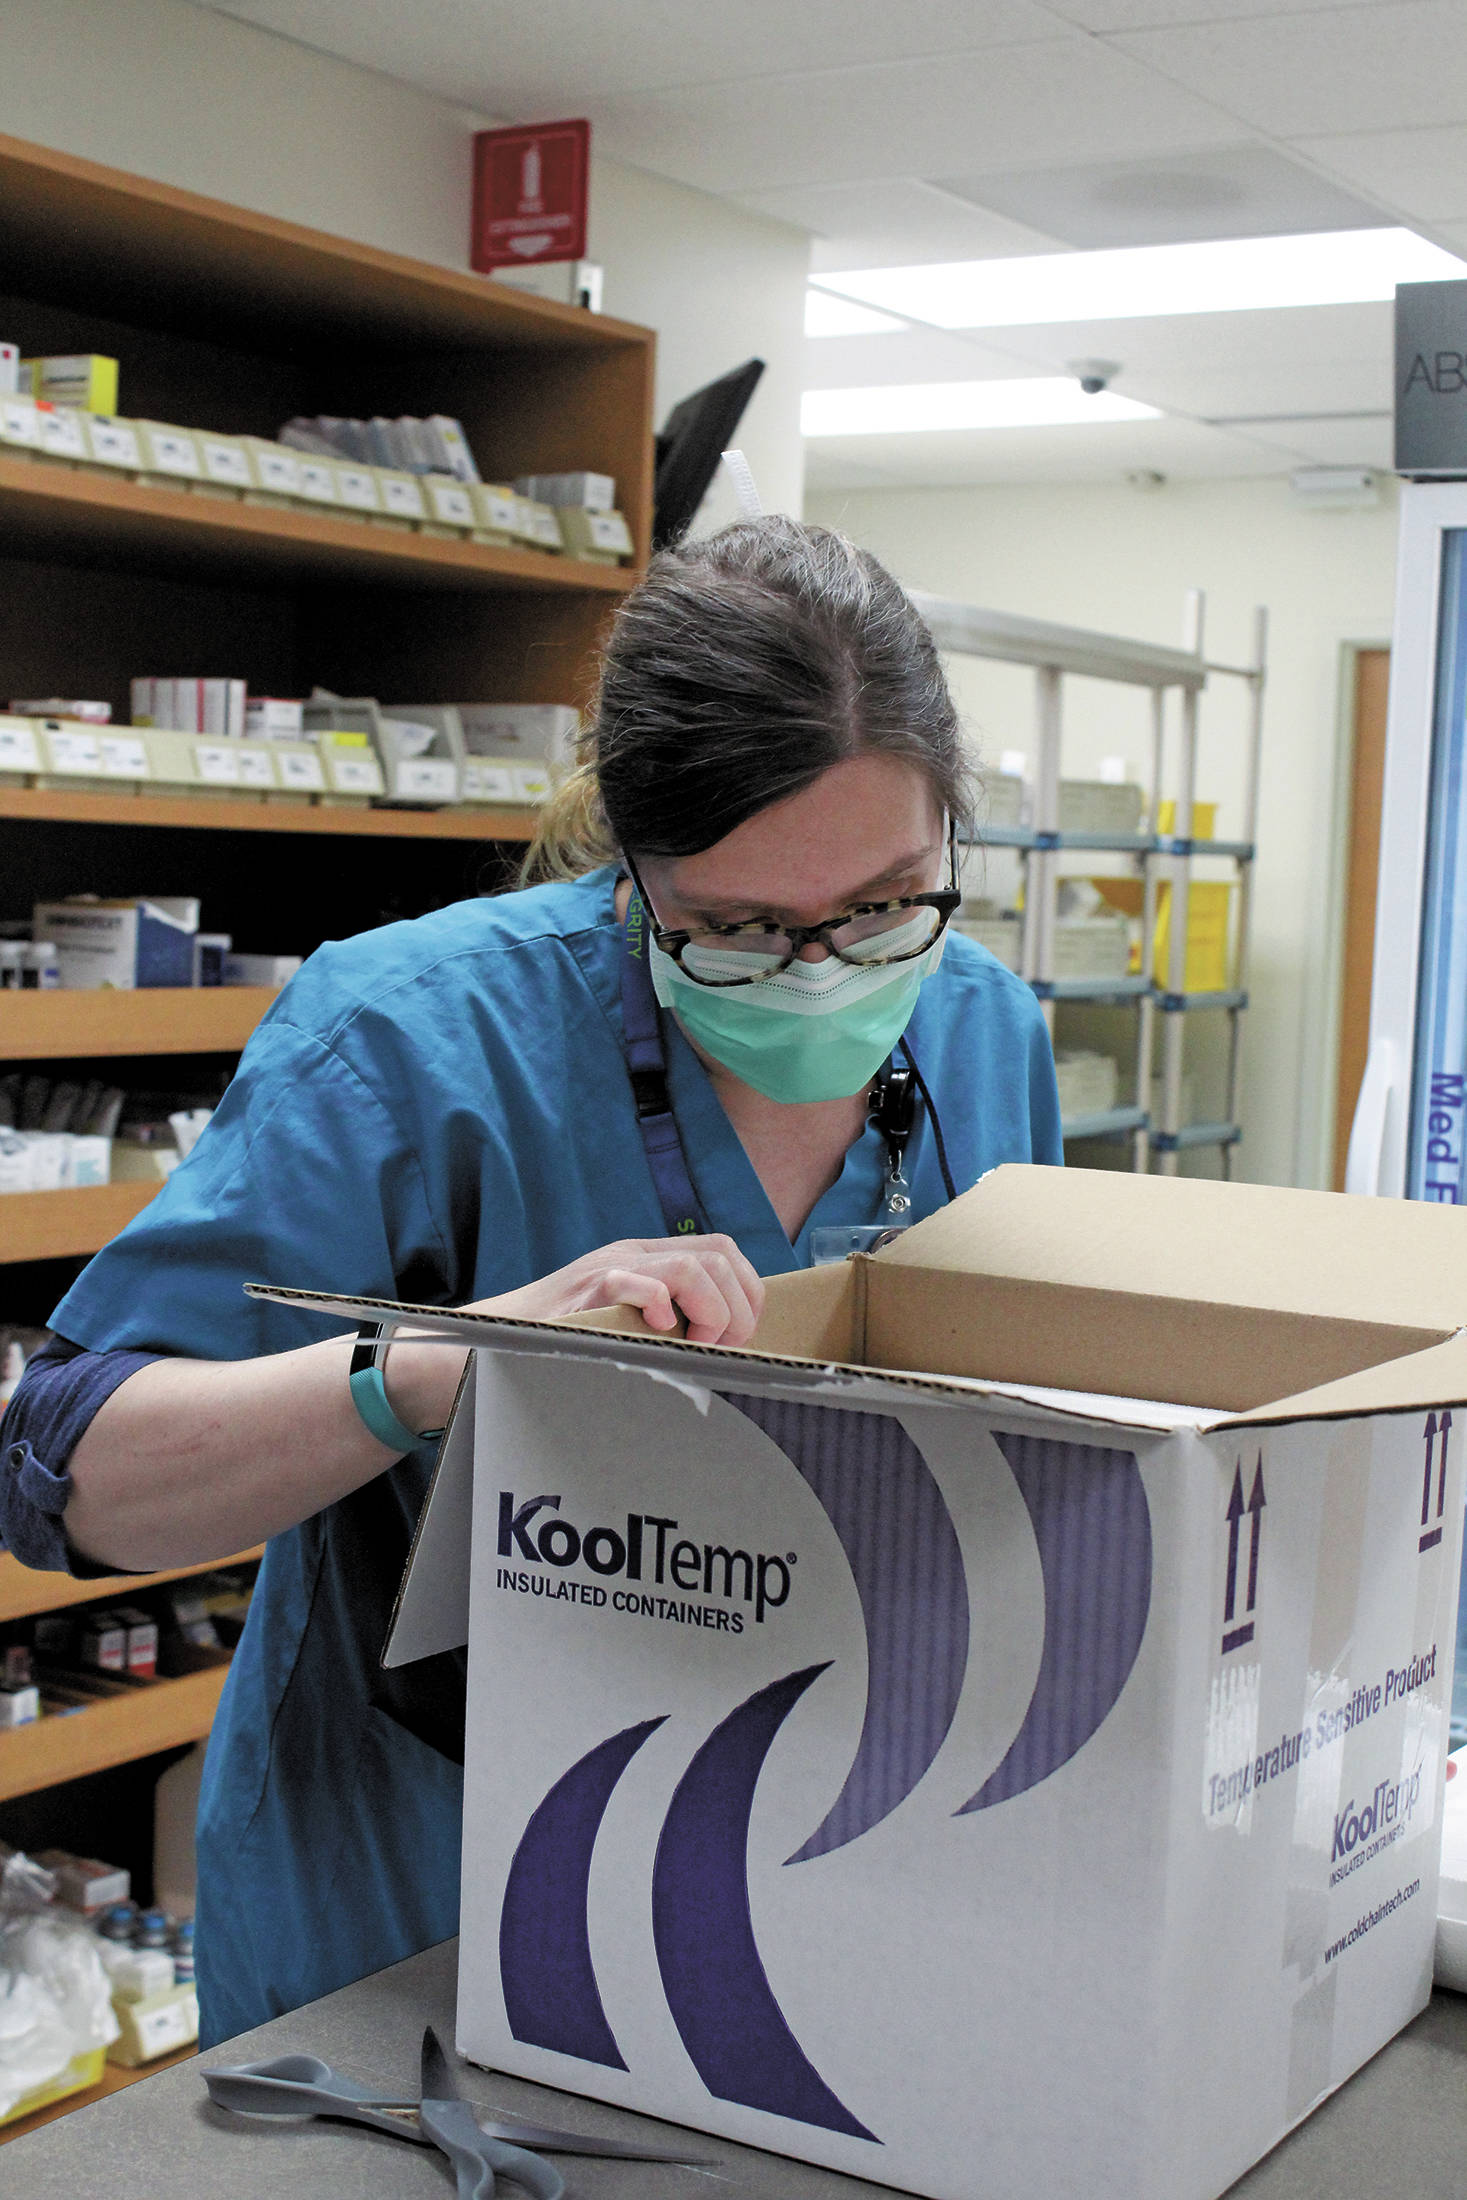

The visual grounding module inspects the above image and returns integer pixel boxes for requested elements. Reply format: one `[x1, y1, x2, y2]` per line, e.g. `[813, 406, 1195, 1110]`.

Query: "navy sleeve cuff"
[0, 1337, 165, 1578]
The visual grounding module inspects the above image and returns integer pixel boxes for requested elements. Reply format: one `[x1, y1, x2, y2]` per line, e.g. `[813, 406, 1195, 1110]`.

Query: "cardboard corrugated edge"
[243, 1278, 1194, 1427]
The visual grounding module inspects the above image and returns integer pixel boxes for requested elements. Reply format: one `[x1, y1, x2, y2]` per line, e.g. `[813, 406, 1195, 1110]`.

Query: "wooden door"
[1333, 647, 1391, 1188]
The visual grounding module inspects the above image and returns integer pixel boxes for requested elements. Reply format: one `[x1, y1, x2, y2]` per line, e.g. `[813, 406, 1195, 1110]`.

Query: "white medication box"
[282, 1167, 1467, 2200]
[34, 897, 199, 988]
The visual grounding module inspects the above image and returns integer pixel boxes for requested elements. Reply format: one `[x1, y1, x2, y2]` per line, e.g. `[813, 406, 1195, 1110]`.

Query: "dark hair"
[523, 516, 972, 883]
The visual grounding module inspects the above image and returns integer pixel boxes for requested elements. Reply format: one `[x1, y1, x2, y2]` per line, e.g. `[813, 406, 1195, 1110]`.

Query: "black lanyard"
[620, 891, 706, 1237]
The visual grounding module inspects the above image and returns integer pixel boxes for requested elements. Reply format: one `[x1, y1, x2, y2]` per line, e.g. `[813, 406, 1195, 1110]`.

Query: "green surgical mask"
[649, 919, 946, 1103]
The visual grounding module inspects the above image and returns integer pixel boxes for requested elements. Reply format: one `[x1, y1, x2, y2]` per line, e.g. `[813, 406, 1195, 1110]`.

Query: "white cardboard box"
[265, 1166, 1467, 2200]
[34, 898, 199, 988]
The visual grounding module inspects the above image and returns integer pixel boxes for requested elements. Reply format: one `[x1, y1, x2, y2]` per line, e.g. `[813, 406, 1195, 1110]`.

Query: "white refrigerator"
[1349, 479, 1467, 1737]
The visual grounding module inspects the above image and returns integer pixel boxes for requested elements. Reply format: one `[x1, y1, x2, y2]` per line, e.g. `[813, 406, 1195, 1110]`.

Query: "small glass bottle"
[171, 1918, 195, 1986]
[22, 941, 59, 990]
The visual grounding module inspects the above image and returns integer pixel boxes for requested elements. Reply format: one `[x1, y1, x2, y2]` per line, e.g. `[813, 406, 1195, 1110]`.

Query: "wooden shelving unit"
[0, 453, 638, 599]
[0, 1665, 229, 1803]
[0, 986, 279, 1060]
[1, 1183, 157, 1264]
[0, 127, 653, 1919]
[0, 1548, 264, 1624]
[0, 787, 537, 842]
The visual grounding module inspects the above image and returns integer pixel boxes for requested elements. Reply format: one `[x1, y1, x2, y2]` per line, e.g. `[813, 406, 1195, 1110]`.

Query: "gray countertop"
[5, 1941, 1466, 2198]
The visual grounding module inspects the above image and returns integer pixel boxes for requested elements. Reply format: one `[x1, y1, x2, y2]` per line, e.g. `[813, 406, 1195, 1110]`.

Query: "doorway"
[1332, 646, 1390, 1189]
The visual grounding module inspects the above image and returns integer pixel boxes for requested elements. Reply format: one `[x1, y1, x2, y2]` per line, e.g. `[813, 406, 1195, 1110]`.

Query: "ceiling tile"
[1300, 125, 1467, 220]
[803, 413, 1288, 489]
[935, 143, 1389, 247]
[1043, 0, 1403, 26]
[1220, 413, 1394, 464]
[803, 326, 1035, 388]
[1112, 4, 1467, 140]
[582, 42, 1248, 196]
[204, 0, 1062, 104]
[735, 178, 1063, 270]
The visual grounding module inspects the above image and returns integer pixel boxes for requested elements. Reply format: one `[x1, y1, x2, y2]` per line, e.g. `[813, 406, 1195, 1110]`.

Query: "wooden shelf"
[0, 1663, 229, 1802]
[0, 786, 537, 842]
[0, 987, 278, 1061]
[0, 1182, 157, 1264]
[0, 456, 639, 597]
[0, 1549, 264, 1626]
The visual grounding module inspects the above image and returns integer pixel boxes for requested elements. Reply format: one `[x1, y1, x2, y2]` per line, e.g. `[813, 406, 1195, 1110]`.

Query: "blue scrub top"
[49, 867, 1062, 2044]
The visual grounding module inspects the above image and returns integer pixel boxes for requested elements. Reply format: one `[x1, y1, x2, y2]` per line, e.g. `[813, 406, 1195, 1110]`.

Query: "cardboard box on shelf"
[0, 715, 41, 783]
[1053, 1047, 1120, 1119]
[33, 404, 88, 467]
[192, 432, 252, 497]
[134, 421, 203, 486]
[374, 469, 429, 527]
[1057, 778, 1146, 835]
[80, 414, 142, 472]
[274, 1165, 1467, 2200]
[0, 392, 41, 452]
[245, 697, 305, 740]
[33, 897, 199, 989]
[515, 470, 615, 510]
[556, 506, 635, 564]
[24, 353, 118, 412]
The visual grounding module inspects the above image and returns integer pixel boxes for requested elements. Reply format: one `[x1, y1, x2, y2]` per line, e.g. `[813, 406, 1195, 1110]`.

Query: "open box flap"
[244, 1279, 1195, 1430]
[1210, 1328, 1467, 1429]
[382, 1358, 476, 1668]
[878, 1164, 1467, 1332]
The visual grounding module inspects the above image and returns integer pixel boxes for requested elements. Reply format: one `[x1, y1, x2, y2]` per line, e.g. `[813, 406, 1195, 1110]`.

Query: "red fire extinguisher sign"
[471, 119, 590, 273]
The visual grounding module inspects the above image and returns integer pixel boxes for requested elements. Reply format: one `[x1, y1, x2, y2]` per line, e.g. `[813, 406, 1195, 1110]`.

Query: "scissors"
[203, 2025, 712, 2189]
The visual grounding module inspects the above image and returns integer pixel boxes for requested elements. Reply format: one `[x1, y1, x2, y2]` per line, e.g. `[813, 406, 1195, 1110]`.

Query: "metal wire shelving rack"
[912, 590, 1267, 1175]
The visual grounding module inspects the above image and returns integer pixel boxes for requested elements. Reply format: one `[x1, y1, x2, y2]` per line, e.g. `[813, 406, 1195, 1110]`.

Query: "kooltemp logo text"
[495, 1407, 1154, 2147]
[1330, 1766, 1425, 1887]
[497, 1492, 793, 1623]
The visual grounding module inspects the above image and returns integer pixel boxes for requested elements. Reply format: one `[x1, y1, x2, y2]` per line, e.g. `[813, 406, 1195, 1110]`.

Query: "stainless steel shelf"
[1151, 1120, 1243, 1153]
[1061, 1105, 1149, 1142]
[1155, 988, 1249, 1013]
[1032, 974, 1152, 1001]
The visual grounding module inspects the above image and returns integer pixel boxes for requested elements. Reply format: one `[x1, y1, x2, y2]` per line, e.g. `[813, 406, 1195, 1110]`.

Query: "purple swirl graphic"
[651, 1664, 878, 2141]
[499, 1715, 666, 2066]
[957, 1431, 1152, 1814]
[730, 1395, 968, 1862]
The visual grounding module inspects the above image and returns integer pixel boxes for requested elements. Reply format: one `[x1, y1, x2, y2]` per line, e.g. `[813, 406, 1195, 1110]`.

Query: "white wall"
[0, 0, 807, 515]
[806, 474, 1401, 1192]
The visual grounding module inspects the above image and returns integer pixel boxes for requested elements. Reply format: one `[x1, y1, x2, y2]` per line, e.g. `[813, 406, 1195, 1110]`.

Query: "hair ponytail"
[521, 755, 615, 885]
[520, 515, 971, 886]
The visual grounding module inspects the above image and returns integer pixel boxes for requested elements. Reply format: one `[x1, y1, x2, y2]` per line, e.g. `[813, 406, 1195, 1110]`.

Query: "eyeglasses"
[625, 823, 961, 989]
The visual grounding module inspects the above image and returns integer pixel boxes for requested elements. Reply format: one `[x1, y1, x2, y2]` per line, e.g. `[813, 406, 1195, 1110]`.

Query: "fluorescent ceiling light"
[805, 290, 907, 338]
[802, 378, 1161, 437]
[813, 227, 1467, 330]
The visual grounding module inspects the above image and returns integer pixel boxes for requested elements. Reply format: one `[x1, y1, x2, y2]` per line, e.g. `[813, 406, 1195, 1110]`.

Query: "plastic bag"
[0, 1847, 119, 2119]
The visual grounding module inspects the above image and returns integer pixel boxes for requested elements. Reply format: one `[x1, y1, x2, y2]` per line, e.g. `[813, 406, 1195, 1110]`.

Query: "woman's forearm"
[60, 1231, 764, 1572]
[63, 1331, 468, 1571]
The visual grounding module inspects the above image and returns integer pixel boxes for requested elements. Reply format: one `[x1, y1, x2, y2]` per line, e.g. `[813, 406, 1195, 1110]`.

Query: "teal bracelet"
[349, 1324, 445, 1456]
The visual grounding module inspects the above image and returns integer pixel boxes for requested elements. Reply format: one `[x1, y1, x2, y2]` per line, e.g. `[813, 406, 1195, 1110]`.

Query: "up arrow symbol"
[1224, 1462, 1246, 1624]
[1246, 1456, 1266, 1615]
[1423, 1412, 1439, 1529]
[1439, 1411, 1453, 1521]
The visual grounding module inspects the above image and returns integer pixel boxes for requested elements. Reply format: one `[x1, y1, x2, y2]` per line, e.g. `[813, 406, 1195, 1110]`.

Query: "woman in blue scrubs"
[0, 517, 1061, 2044]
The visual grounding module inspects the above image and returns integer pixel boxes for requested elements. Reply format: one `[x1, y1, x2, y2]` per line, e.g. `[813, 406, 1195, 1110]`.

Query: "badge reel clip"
[811, 1063, 918, 1266]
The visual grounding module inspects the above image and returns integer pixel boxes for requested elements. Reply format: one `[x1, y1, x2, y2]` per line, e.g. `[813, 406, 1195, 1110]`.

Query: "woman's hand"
[62, 1236, 763, 1573]
[472, 1233, 764, 1347]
